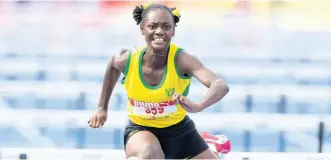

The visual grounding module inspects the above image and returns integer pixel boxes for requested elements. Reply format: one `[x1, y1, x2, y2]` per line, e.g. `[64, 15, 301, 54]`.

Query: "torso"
[141, 64, 166, 87]
[122, 44, 192, 128]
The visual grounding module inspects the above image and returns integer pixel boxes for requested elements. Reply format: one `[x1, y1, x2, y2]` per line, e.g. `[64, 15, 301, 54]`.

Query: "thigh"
[191, 148, 219, 159]
[157, 136, 184, 159]
[124, 129, 164, 159]
[178, 129, 215, 159]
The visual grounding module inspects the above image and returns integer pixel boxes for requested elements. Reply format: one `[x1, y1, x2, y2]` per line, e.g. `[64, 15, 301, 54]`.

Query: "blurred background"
[0, 0, 331, 159]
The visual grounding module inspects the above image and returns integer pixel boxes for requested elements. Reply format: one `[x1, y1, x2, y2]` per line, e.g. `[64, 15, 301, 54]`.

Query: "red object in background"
[0, 1, 5, 26]
[99, 1, 128, 13]
[200, 132, 231, 154]
[234, 0, 251, 13]
[100, 1, 126, 8]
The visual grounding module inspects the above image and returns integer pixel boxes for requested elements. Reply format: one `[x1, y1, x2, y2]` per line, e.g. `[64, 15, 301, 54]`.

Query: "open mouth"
[152, 37, 166, 43]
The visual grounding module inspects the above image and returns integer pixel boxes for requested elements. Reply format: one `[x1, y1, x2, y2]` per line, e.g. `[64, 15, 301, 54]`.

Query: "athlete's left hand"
[172, 92, 203, 113]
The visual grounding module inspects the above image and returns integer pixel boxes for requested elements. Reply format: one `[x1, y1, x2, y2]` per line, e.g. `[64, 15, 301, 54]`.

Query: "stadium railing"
[1, 148, 331, 160]
[0, 108, 331, 151]
[1, 82, 330, 112]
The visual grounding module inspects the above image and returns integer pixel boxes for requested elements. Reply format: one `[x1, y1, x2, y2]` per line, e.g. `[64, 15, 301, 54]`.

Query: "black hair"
[133, 3, 180, 27]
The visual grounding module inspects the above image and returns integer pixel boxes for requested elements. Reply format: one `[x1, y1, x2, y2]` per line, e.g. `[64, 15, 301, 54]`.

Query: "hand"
[172, 92, 203, 113]
[88, 108, 107, 128]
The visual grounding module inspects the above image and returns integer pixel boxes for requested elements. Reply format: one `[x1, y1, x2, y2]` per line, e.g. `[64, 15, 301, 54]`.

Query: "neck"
[144, 46, 169, 69]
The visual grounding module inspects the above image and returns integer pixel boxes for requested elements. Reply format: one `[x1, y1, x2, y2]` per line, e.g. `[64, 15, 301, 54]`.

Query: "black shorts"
[123, 115, 209, 159]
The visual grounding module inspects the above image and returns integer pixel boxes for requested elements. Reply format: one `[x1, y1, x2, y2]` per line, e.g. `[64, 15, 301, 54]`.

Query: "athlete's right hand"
[88, 108, 107, 128]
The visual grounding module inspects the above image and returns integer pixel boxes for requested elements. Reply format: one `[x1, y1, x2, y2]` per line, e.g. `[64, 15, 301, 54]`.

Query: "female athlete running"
[88, 3, 230, 159]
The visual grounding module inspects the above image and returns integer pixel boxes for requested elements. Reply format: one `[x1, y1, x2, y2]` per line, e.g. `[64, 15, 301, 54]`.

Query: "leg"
[177, 129, 218, 159]
[125, 131, 165, 159]
[167, 116, 221, 159]
[192, 148, 219, 159]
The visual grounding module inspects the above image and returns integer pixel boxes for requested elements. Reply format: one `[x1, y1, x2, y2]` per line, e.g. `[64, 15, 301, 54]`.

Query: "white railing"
[1, 148, 331, 160]
[0, 82, 330, 100]
[1, 109, 331, 152]
[0, 59, 330, 78]
[0, 103, 56, 148]
[1, 110, 331, 131]
[2, 109, 331, 151]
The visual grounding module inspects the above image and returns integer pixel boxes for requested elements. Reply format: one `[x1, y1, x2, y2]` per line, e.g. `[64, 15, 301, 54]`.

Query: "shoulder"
[111, 49, 132, 73]
[175, 49, 202, 76]
[176, 49, 201, 68]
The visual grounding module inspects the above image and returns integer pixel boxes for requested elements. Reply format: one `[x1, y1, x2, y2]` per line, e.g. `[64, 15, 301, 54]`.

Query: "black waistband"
[127, 115, 196, 138]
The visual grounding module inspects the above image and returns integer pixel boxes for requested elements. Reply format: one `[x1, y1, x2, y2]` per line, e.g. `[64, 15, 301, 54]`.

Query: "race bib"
[129, 98, 177, 117]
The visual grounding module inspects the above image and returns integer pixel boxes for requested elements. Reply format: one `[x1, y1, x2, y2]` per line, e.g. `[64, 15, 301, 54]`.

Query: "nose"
[155, 26, 165, 36]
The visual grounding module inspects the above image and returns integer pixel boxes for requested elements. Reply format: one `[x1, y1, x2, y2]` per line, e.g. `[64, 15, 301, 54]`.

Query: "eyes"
[147, 24, 172, 30]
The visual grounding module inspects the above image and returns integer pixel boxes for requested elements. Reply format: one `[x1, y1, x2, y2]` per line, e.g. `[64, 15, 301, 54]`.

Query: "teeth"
[154, 38, 164, 41]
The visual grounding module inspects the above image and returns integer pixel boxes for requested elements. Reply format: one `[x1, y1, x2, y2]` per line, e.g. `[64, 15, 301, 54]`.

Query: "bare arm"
[177, 51, 229, 110]
[98, 49, 131, 111]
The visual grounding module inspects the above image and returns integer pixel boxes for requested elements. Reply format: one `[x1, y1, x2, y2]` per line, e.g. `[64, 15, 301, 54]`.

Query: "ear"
[140, 24, 144, 35]
[172, 28, 175, 37]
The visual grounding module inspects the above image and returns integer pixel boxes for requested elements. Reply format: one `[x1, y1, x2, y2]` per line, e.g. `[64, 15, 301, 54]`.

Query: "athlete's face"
[141, 8, 175, 51]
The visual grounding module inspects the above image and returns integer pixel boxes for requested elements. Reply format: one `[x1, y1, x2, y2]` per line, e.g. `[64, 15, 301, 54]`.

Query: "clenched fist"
[88, 108, 107, 128]
[172, 92, 203, 113]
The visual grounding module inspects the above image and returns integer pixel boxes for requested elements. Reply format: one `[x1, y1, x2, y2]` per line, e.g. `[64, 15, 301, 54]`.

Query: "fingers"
[89, 117, 100, 128]
[172, 92, 180, 104]
[172, 92, 192, 112]
[173, 92, 187, 104]
[88, 115, 106, 128]
[179, 96, 185, 104]
[88, 116, 96, 128]
[172, 92, 187, 106]
[96, 116, 107, 128]
[95, 116, 100, 128]
[88, 118, 92, 127]
[99, 120, 106, 128]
